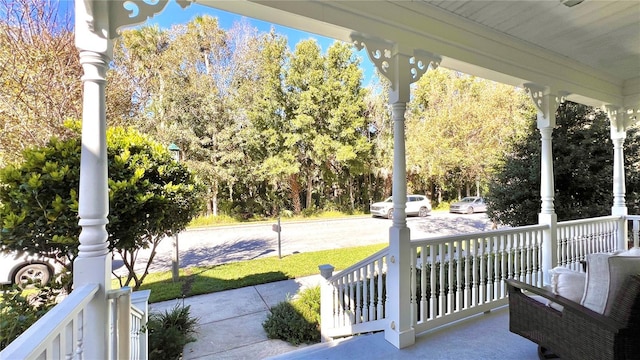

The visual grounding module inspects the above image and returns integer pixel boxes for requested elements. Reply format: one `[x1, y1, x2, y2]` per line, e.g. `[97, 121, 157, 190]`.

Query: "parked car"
[449, 196, 487, 214]
[0, 251, 58, 287]
[370, 195, 432, 219]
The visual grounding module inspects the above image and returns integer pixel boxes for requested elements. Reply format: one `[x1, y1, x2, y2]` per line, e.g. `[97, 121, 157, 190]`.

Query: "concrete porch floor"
[150, 275, 539, 360]
[268, 306, 539, 360]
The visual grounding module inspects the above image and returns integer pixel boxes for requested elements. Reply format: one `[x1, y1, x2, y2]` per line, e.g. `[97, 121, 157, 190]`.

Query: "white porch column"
[525, 85, 562, 284]
[606, 105, 631, 250]
[354, 36, 440, 349]
[386, 98, 413, 349]
[73, 3, 114, 358]
[74, 48, 112, 359]
[73, 1, 176, 358]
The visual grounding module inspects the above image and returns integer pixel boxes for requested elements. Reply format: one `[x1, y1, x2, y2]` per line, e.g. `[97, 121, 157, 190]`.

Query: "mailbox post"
[168, 143, 180, 282]
[272, 217, 282, 259]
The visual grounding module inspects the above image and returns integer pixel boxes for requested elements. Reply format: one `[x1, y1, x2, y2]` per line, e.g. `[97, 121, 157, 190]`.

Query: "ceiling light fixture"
[561, 0, 585, 7]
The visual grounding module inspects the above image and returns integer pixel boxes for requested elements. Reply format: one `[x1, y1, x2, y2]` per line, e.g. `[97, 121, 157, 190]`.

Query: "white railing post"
[108, 287, 132, 360]
[319, 264, 335, 342]
[632, 217, 640, 248]
[131, 290, 151, 360]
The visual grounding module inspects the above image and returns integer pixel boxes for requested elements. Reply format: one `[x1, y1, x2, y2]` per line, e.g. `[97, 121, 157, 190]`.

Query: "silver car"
[0, 251, 57, 287]
[370, 195, 432, 219]
[449, 196, 487, 214]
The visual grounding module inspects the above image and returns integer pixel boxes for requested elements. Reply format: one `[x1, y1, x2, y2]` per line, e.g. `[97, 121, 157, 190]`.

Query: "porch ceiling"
[196, 0, 640, 109]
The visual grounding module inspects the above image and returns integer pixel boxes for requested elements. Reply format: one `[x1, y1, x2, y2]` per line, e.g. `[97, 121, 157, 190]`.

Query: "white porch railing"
[0, 284, 99, 359]
[320, 215, 634, 341]
[628, 215, 640, 248]
[320, 247, 389, 338]
[556, 215, 620, 271]
[0, 285, 150, 360]
[410, 224, 545, 334]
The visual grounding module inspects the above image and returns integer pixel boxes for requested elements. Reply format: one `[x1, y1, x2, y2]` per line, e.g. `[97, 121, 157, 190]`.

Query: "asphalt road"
[114, 212, 494, 275]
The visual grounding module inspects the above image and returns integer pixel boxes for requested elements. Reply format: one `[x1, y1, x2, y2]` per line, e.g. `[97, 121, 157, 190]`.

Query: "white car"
[0, 251, 58, 287]
[370, 195, 432, 219]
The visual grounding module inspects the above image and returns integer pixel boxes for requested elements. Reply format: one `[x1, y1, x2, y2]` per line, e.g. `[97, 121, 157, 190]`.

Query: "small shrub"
[280, 209, 294, 218]
[147, 304, 198, 360]
[0, 281, 63, 350]
[262, 286, 321, 345]
[301, 206, 319, 218]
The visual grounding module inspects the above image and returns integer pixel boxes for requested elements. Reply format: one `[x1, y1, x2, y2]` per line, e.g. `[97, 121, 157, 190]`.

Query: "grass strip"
[118, 243, 387, 303]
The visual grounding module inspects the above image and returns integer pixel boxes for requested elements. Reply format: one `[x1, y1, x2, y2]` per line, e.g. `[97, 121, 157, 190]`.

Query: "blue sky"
[146, 1, 377, 86]
[55, 0, 377, 85]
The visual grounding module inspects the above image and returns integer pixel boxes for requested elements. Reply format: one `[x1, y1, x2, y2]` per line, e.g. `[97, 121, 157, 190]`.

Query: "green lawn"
[187, 211, 367, 228]
[117, 243, 387, 303]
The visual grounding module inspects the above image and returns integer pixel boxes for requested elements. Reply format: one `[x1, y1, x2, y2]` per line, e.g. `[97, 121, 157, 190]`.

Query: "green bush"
[147, 304, 198, 360]
[262, 286, 321, 345]
[0, 282, 63, 350]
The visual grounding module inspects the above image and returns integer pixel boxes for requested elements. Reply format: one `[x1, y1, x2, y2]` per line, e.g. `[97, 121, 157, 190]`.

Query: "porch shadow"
[412, 215, 495, 235]
[138, 238, 277, 274]
[142, 270, 292, 303]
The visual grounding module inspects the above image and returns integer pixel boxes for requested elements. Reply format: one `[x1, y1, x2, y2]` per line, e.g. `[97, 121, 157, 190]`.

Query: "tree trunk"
[206, 198, 213, 216]
[306, 173, 313, 209]
[212, 193, 218, 216]
[211, 182, 219, 216]
[289, 174, 302, 214]
[349, 178, 355, 211]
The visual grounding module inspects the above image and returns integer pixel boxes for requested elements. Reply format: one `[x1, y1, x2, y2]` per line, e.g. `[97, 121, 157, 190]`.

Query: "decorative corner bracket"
[352, 34, 395, 86]
[626, 108, 639, 126]
[606, 106, 639, 133]
[107, 0, 194, 38]
[351, 34, 440, 89]
[523, 83, 567, 118]
[411, 49, 441, 83]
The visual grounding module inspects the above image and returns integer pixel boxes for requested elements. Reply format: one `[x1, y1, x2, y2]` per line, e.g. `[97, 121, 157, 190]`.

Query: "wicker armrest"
[506, 279, 621, 332]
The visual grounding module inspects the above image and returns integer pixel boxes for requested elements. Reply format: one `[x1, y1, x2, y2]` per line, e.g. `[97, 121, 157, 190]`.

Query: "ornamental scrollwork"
[352, 35, 395, 84]
[107, 0, 193, 38]
[411, 50, 440, 83]
[351, 34, 441, 88]
[606, 106, 639, 133]
[524, 84, 566, 118]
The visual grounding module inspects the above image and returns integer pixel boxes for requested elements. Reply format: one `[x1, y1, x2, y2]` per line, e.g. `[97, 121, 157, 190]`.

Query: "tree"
[406, 68, 533, 204]
[322, 42, 371, 211]
[0, 0, 138, 166]
[0, 0, 79, 166]
[284, 40, 369, 213]
[114, 17, 264, 217]
[487, 102, 640, 227]
[235, 29, 295, 216]
[364, 75, 393, 202]
[0, 123, 203, 289]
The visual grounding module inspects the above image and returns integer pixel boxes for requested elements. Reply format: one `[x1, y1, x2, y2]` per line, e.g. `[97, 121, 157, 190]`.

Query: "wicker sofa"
[506, 251, 640, 360]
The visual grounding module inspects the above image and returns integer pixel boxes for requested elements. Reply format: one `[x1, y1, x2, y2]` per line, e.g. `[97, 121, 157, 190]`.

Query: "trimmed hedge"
[262, 286, 320, 345]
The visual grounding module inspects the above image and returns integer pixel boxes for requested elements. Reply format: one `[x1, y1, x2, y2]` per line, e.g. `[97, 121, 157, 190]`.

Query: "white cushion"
[580, 253, 640, 315]
[549, 267, 585, 303]
[618, 247, 640, 256]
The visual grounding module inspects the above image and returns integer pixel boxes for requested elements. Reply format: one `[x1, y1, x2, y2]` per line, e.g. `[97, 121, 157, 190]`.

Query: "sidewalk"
[149, 275, 324, 360]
